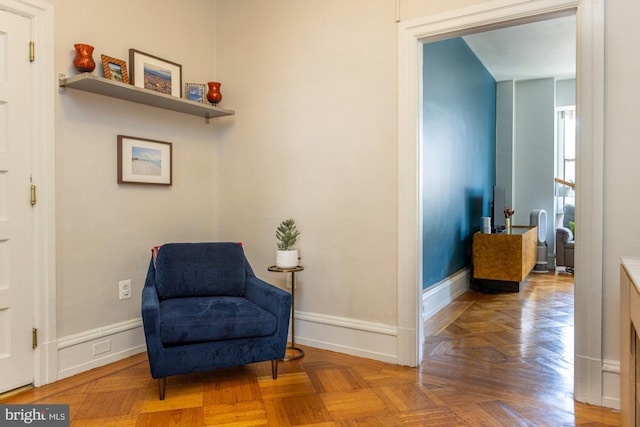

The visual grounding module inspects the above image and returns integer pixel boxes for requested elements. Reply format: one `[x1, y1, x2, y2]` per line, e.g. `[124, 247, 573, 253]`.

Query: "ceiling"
[462, 15, 576, 82]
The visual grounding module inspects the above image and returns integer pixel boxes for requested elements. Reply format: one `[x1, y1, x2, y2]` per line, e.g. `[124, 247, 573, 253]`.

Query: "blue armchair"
[141, 242, 292, 400]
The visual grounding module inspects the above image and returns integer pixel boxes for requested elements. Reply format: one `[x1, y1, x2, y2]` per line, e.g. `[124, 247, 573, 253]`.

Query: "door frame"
[0, 0, 56, 387]
[397, 0, 604, 405]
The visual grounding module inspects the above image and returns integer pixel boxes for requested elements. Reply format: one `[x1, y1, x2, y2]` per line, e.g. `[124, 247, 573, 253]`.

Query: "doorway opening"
[420, 13, 576, 296]
[397, 0, 605, 405]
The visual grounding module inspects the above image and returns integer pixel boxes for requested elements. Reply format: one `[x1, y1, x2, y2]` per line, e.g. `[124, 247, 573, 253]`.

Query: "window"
[556, 107, 576, 213]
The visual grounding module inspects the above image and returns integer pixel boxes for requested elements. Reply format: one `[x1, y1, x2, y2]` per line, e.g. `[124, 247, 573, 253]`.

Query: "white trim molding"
[0, 0, 56, 388]
[422, 269, 470, 321]
[602, 359, 620, 410]
[56, 319, 146, 380]
[294, 311, 398, 364]
[56, 313, 400, 377]
[398, 0, 604, 406]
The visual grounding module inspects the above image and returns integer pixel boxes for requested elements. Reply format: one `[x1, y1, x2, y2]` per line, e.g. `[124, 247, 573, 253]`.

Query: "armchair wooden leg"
[271, 359, 278, 379]
[158, 377, 166, 400]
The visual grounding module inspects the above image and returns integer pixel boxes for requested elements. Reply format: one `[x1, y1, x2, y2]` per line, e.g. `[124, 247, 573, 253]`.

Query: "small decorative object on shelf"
[129, 49, 182, 97]
[73, 43, 96, 73]
[206, 81, 222, 106]
[101, 54, 129, 84]
[275, 218, 300, 268]
[504, 206, 515, 229]
[185, 83, 206, 103]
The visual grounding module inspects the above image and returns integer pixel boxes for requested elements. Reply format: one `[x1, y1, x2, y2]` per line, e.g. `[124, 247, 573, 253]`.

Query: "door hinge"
[30, 184, 36, 206]
[29, 41, 35, 62]
[32, 328, 37, 349]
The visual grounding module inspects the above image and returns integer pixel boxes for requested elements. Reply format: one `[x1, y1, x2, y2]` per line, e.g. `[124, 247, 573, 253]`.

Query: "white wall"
[45, 0, 401, 376]
[50, 0, 219, 340]
[496, 77, 576, 263]
[496, 78, 557, 249]
[557, 78, 576, 108]
[496, 80, 515, 206]
[214, 0, 399, 336]
[514, 79, 556, 247]
[604, 0, 640, 384]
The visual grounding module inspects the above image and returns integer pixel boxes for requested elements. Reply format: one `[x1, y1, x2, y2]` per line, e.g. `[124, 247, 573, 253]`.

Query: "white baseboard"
[293, 311, 398, 364]
[288, 269, 470, 365]
[55, 313, 400, 377]
[602, 359, 620, 409]
[56, 318, 146, 380]
[422, 268, 470, 321]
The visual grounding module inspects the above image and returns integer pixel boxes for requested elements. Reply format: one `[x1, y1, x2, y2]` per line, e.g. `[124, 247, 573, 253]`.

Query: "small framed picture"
[129, 49, 182, 97]
[101, 55, 129, 84]
[185, 83, 206, 103]
[117, 135, 172, 186]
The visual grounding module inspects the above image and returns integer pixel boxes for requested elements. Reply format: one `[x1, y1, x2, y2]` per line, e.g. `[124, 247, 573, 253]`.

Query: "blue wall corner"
[422, 37, 496, 289]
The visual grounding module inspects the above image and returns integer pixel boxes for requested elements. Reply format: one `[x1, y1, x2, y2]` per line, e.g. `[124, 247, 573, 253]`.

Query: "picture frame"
[101, 54, 129, 84]
[184, 83, 206, 103]
[129, 49, 182, 97]
[117, 135, 172, 186]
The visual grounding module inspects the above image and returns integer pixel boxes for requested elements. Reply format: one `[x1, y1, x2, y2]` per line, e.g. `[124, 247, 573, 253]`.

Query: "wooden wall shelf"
[58, 73, 235, 122]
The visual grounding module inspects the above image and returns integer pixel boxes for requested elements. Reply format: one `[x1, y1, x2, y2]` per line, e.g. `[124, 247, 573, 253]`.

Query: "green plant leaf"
[276, 218, 300, 250]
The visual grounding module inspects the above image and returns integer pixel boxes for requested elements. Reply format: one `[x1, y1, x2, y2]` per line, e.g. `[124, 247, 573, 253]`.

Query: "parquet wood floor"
[1, 271, 620, 426]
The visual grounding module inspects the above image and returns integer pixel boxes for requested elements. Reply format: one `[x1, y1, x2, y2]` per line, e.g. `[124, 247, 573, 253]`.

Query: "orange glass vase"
[206, 82, 222, 106]
[73, 43, 96, 73]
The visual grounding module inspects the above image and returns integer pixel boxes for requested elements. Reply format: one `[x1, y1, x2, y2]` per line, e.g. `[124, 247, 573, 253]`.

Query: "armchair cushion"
[155, 242, 246, 300]
[159, 296, 277, 344]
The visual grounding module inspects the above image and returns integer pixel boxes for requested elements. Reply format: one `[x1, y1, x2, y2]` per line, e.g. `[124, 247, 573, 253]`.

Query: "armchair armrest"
[245, 277, 292, 354]
[556, 226, 574, 243]
[141, 286, 160, 337]
[245, 276, 292, 320]
[141, 258, 164, 377]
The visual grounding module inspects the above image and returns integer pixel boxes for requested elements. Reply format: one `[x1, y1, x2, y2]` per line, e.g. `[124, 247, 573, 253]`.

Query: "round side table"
[268, 265, 305, 361]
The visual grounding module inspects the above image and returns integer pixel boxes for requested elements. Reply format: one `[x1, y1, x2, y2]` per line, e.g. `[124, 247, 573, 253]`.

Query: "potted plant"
[275, 218, 300, 268]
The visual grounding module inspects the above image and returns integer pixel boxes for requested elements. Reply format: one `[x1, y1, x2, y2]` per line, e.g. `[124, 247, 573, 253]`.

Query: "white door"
[0, 8, 34, 393]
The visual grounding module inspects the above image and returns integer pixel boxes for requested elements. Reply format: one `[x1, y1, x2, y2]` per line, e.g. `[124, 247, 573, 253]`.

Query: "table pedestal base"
[268, 265, 306, 362]
[282, 345, 305, 361]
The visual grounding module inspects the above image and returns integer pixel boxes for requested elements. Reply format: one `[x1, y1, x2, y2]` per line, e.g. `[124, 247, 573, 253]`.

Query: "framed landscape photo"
[185, 83, 206, 103]
[117, 135, 172, 185]
[129, 49, 182, 97]
[101, 54, 129, 84]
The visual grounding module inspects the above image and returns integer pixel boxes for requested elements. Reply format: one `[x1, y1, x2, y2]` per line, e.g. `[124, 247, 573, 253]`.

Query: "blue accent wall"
[422, 38, 496, 289]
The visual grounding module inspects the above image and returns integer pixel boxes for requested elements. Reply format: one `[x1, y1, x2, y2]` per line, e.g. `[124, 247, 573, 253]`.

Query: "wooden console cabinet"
[621, 257, 640, 426]
[472, 226, 538, 292]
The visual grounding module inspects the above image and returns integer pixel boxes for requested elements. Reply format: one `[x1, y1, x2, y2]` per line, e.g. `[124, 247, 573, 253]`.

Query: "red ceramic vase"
[73, 43, 96, 73]
[206, 82, 222, 106]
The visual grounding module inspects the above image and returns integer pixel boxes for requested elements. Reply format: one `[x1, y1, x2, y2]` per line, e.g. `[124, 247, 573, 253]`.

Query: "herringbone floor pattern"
[1, 271, 621, 426]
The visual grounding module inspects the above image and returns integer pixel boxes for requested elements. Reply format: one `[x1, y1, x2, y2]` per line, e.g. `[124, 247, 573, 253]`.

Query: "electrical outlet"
[119, 279, 132, 300]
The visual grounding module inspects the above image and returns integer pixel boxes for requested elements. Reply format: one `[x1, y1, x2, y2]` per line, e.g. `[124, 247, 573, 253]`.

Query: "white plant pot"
[276, 249, 298, 268]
